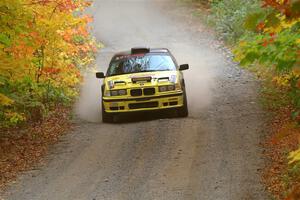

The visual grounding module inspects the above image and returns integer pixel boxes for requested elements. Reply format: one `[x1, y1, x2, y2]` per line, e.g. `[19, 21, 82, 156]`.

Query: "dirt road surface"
[3, 0, 268, 199]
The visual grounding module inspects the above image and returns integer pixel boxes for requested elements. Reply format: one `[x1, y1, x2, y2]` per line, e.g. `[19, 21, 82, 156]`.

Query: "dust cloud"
[75, 45, 218, 122]
[171, 44, 218, 117]
[75, 71, 102, 122]
[75, 0, 221, 122]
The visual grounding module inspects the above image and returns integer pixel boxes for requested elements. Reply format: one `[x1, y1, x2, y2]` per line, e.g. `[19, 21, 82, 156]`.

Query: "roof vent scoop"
[131, 47, 150, 54]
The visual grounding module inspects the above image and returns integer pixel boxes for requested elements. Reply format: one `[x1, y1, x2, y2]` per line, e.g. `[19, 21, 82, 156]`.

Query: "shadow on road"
[112, 110, 180, 124]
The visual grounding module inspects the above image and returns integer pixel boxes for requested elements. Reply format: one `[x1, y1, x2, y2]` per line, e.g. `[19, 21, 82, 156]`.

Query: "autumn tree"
[0, 0, 97, 126]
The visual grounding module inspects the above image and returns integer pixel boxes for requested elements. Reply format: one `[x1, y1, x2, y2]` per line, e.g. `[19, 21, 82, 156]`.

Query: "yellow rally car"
[96, 47, 189, 123]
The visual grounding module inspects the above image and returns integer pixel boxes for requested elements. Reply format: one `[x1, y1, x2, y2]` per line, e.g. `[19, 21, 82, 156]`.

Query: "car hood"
[104, 71, 179, 90]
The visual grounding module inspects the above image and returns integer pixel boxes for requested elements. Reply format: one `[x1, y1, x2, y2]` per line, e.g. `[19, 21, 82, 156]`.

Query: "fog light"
[110, 102, 118, 107]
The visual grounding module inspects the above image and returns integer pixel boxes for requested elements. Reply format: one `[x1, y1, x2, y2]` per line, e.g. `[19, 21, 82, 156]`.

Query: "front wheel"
[102, 103, 114, 123]
[177, 90, 189, 117]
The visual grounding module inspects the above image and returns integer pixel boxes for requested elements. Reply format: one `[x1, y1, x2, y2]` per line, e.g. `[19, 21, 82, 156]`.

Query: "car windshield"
[107, 54, 176, 76]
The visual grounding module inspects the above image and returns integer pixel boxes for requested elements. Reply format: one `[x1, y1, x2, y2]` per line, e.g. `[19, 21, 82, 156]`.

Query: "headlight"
[111, 90, 119, 96]
[167, 85, 175, 91]
[159, 85, 175, 92]
[110, 89, 127, 96]
[159, 86, 167, 92]
[118, 89, 127, 95]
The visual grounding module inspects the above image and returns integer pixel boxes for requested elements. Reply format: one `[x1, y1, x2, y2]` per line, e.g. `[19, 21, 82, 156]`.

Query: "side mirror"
[179, 64, 189, 71]
[96, 72, 105, 79]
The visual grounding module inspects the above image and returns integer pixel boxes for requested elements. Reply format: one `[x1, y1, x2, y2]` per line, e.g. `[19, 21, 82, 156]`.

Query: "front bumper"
[102, 92, 184, 113]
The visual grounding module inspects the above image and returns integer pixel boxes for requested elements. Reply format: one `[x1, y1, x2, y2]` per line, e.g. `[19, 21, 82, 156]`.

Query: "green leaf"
[265, 12, 280, 28]
[291, 1, 300, 17]
[0, 33, 11, 46]
[259, 52, 270, 64]
[240, 51, 259, 65]
[291, 111, 299, 120]
[276, 60, 295, 72]
[244, 12, 265, 31]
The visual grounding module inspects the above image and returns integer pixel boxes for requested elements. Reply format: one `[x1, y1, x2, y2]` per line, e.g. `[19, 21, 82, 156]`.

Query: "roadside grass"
[251, 64, 300, 198]
[179, 1, 300, 199]
[239, 64, 300, 200]
[229, 59, 299, 198]
[262, 113, 300, 199]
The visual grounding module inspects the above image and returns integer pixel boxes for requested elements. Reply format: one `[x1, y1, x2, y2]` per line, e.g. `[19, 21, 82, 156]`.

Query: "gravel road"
[4, 0, 268, 199]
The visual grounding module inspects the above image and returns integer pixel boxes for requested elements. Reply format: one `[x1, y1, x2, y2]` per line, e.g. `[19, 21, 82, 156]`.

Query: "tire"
[177, 88, 189, 118]
[102, 103, 114, 123]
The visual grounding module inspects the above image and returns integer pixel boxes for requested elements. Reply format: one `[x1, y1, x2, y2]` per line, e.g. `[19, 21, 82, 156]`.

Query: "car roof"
[114, 48, 170, 57]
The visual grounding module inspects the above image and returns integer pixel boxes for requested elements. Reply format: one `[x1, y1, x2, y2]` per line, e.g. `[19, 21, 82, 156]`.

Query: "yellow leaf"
[0, 93, 14, 106]
[288, 149, 300, 165]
